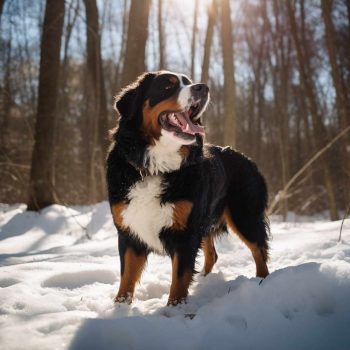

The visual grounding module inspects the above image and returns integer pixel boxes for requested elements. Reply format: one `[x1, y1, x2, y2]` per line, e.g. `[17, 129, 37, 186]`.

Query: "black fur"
[107, 71, 269, 302]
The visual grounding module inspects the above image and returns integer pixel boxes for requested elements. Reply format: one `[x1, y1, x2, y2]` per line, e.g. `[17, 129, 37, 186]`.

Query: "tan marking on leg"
[168, 254, 193, 306]
[115, 248, 147, 304]
[223, 207, 269, 278]
[172, 200, 193, 231]
[202, 235, 218, 275]
[111, 202, 128, 230]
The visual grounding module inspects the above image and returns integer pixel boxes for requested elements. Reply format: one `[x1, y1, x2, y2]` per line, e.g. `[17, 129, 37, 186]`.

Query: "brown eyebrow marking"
[169, 76, 178, 84]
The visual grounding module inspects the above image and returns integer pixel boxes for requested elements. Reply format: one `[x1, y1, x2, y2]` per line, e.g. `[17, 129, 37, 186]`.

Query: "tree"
[83, 0, 108, 203]
[158, 0, 165, 70]
[321, 0, 350, 130]
[220, 0, 237, 148]
[190, 0, 199, 79]
[271, 0, 292, 217]
[27, 0, 64, 210]
[121, 0, 151, 86]
[0, 0, 5, 21]
[201, 0, 216, 84]
[321, 0, 350, 202]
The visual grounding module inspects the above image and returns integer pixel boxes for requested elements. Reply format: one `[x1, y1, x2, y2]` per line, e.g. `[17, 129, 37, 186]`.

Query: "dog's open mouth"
[159, 101, 205, 141]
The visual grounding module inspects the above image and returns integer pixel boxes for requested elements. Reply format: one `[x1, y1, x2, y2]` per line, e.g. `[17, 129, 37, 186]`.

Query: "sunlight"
[169, 0, 212, 16]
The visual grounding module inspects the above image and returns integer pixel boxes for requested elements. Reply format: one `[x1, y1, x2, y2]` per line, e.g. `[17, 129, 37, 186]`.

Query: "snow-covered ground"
[0, 202, 349, 350]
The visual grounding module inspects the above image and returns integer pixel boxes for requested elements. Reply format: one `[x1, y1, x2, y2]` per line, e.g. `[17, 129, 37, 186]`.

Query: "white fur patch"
[121, 176, 173, 254]
[177, 85, 192, 109]
[147, 134, 183, 175]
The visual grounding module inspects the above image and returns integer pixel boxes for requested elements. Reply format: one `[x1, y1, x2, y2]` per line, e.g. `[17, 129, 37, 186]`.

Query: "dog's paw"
[199, 268, 210, 277]
[167, 297, 187, 307]
[114, 292, 133, 305]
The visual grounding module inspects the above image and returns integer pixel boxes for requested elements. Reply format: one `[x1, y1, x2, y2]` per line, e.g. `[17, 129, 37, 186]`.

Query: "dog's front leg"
[167, 252, 195, 306]
[115, 232, 147, 304]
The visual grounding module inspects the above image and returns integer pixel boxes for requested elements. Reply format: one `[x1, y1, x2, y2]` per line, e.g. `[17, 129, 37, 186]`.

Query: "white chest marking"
[121, 176, 173, 254]
[147, 135, 183, 175]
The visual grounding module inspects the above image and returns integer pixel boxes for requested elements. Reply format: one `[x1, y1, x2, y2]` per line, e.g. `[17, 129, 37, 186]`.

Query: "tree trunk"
[121, 0, 151, 87]
[0, 38, 11, 151]
[115, 0, 129, 92]
[0, 0, 5, 21]
[321, 0, 350, 206]
[27, 0, 64, 211]
[201, 0, 216, 84]
[272, 0, 291, 218]
[54, 0, 80, 196]
[190, 0, 199, 79]
[158, 0, 166, 70]
[321, 0, 350, 129]
[201, 0, 217, 144]
[220, 0, 237, 148]
[83, 0, 108, 203]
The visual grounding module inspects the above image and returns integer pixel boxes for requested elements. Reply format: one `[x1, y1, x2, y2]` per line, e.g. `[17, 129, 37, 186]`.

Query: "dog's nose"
[191, 83, 209, 93]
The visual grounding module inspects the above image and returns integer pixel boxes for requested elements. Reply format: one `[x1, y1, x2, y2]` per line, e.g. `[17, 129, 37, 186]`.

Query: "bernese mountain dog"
[107, 71, 269, 306]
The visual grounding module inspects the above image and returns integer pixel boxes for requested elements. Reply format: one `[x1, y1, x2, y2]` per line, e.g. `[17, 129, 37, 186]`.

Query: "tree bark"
[272, 0, 291, 218]
[54, 0, 80, 191]
[200, 0, 217, 144]
[201, 0, 216, 84]
[0, 0, 5, 21]
[27, 0, 65, 210]
[190, 0, 199, 79]
[83, 0, 108, 203]
[121, 0, 151, 86]
[321, 0, 350, 129]
[321, 0, 350, 203]
[220, 0, 237, 148]
[158, 0, 166, 70]
[0, 38, 11, 151]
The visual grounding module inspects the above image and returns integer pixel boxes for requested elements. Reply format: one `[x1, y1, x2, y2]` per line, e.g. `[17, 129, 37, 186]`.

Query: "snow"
[0, 202, 350, 350]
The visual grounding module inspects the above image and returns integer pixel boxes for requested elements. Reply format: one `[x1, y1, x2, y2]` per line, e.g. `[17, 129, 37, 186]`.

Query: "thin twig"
[0, 162, 30, 169]
[51, 187, 91, 239]
[339, 203, 350, 242]
[268, 125, 350, 215]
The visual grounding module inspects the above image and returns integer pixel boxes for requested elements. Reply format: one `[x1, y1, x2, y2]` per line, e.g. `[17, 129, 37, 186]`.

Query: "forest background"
[0, 0, 349, 220]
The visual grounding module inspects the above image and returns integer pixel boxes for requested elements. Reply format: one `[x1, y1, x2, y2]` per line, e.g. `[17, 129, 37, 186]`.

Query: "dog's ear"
[114, 72, 156, 119]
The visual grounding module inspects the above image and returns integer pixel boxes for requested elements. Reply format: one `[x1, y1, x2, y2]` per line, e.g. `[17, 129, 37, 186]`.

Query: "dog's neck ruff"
[146, 135, 183, 175]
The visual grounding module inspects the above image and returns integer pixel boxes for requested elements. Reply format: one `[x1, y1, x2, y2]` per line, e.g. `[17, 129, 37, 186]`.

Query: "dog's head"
[115, 71, 210, 146]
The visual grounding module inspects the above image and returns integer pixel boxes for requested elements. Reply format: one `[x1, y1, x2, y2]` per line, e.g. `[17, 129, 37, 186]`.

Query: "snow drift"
[0, 203, 349, 350]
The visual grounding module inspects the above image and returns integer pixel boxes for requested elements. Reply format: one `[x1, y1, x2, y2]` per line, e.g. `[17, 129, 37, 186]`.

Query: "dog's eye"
[165, 84, 174, 90]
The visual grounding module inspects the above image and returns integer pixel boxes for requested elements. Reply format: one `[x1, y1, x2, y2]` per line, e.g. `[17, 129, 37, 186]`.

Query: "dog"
[107, 71, 269, 306]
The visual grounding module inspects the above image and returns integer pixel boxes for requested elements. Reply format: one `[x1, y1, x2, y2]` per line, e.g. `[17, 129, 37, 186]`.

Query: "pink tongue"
[176, 112, 205, 136]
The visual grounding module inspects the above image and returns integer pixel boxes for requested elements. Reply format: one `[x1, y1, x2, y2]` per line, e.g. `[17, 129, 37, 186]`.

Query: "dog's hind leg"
[223, 208, 269, 278]
[201, 235, 218, 276]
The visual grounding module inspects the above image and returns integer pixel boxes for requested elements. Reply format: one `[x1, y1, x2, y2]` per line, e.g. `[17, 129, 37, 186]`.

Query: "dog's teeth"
[175, 114, 183, 126]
